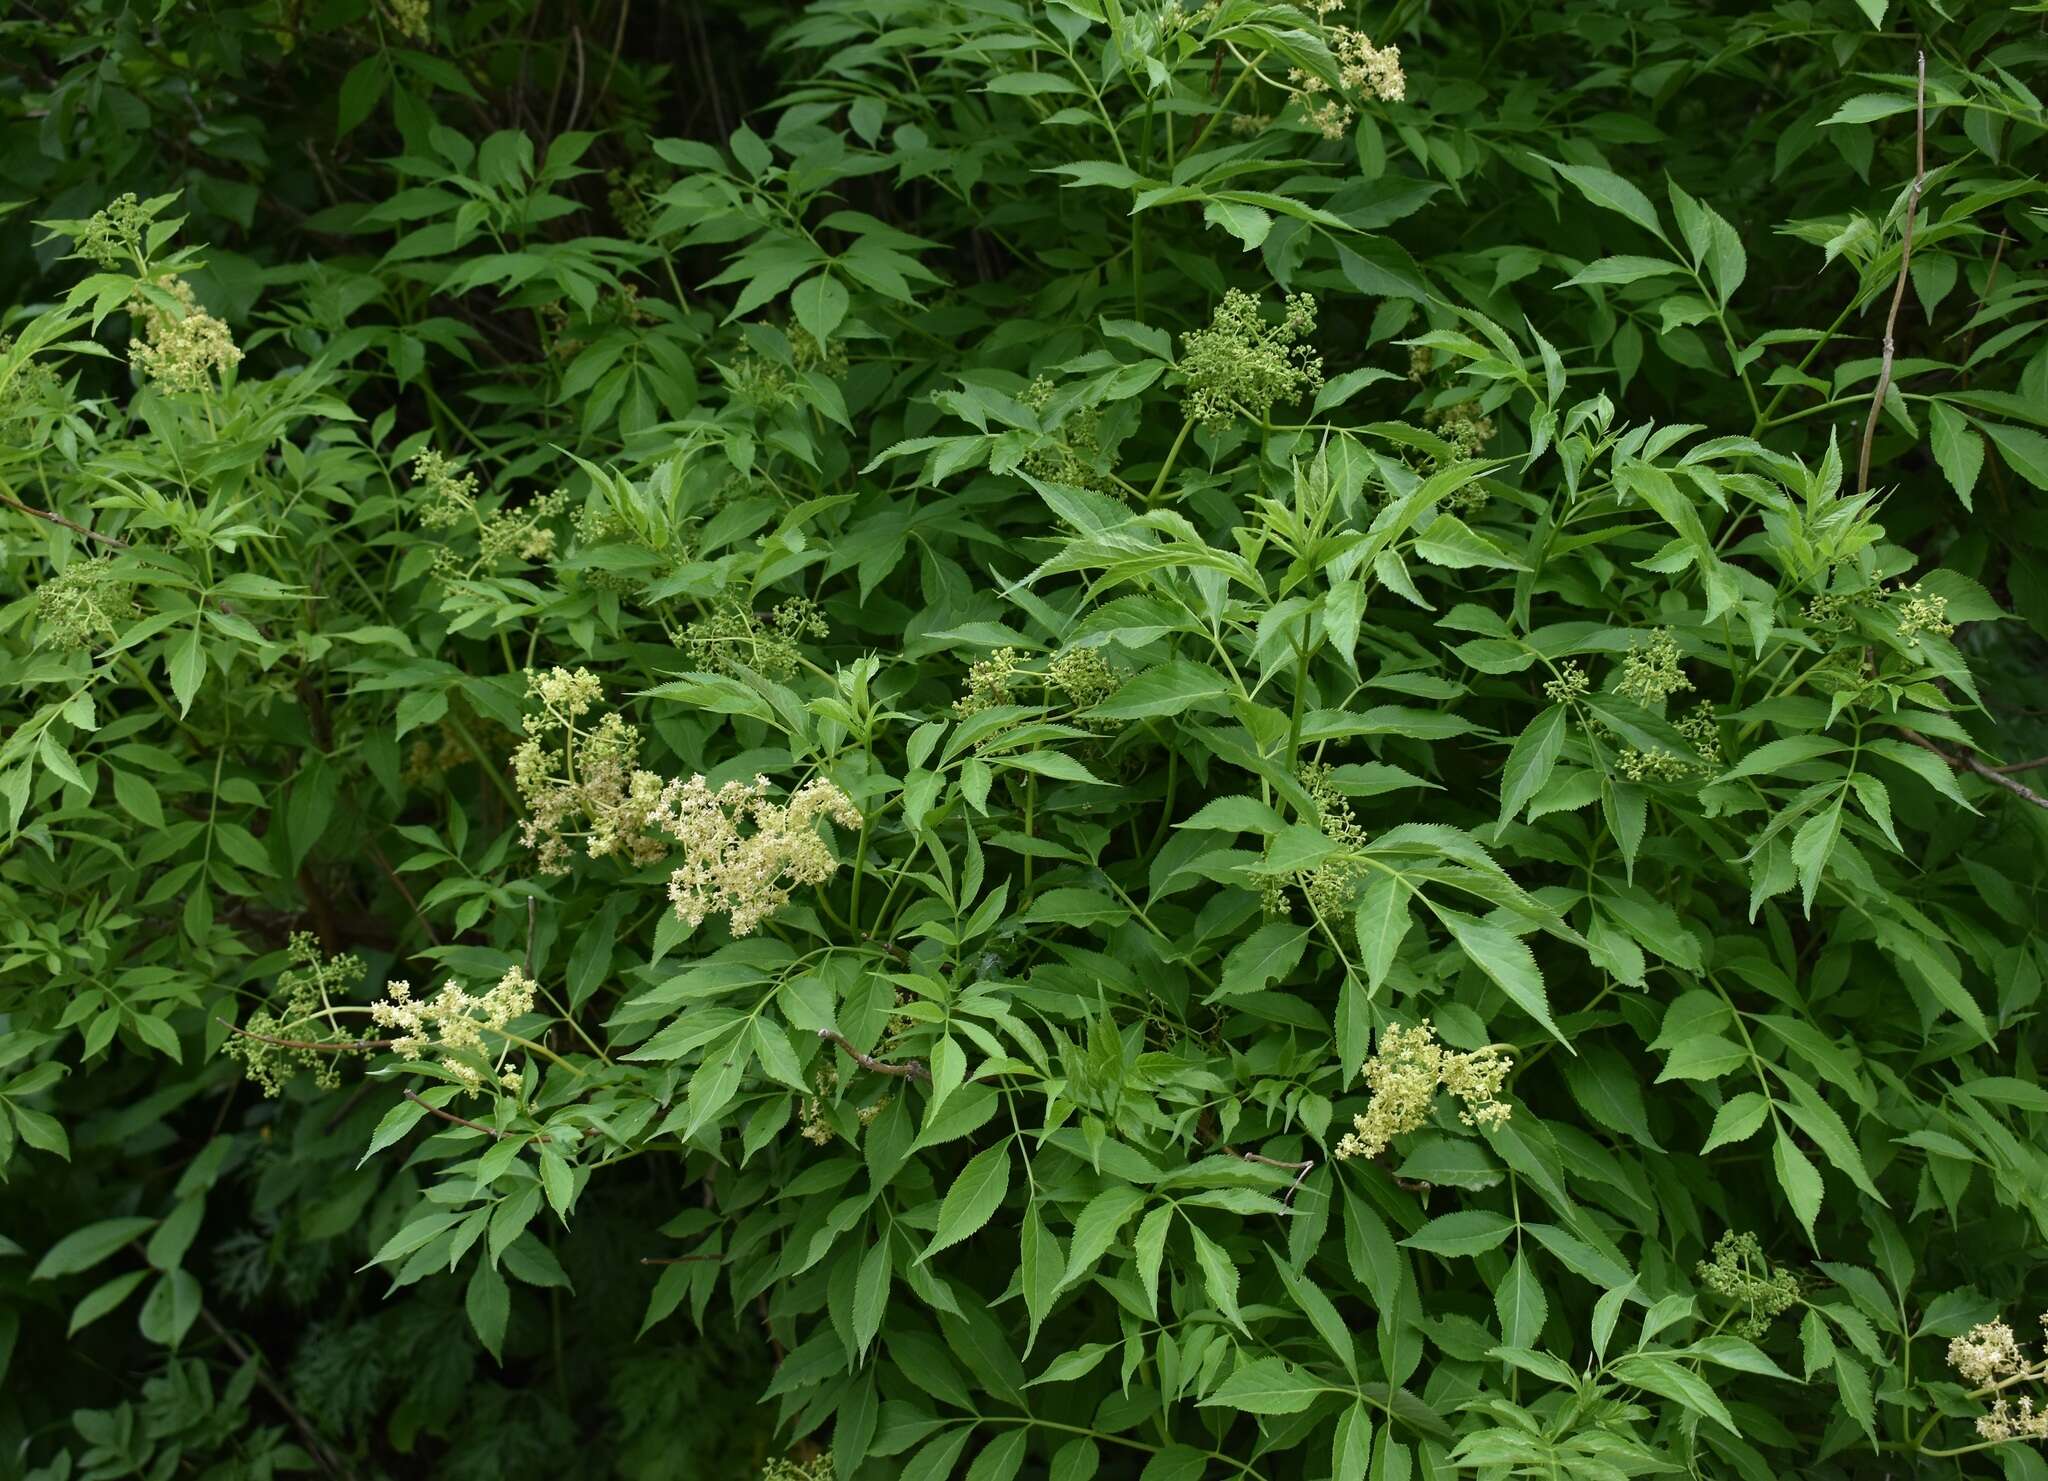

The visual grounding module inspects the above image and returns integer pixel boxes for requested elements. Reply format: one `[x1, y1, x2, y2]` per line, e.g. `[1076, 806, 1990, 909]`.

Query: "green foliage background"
[3, 0, 2048, 1477]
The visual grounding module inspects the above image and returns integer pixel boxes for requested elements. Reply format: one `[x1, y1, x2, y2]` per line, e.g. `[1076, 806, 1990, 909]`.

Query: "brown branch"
[367, 839, 442, 946]
[1900, 729, 2048, 811]
[401, 1086, 552, 1142]
[218, 1017, 397, 1053]
[817, 1028, 931, 1082]
[119, 1241, 353, 1481]
[1857, 50, 1926, 497]
[1231, 1148, 1316, 1204]
[0, 490, 131, 548]
[1994, 755, 2048, 775]
[196, 1305, 355, 1479]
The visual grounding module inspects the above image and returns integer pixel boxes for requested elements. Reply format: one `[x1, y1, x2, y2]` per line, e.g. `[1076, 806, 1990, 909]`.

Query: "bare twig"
[217, 1017, 397, 1053]
[0, 490, 130, 548]
[1900, 729, 2048, 811]
[120, 1240, 353, 1481]
[563, 24, 588, 134]
[817, 1028, 931, 1082]
[1995, 755, 2048, 775]
[367, 839, 442, 946]
[1233, 1149, 1316, 1204]
[1857, 50, 1926, 496]
[401, 1086, 552, 1141]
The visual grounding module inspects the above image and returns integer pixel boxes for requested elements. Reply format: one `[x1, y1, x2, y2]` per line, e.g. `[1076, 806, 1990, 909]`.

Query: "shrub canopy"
[4, 1, 2048, 1478]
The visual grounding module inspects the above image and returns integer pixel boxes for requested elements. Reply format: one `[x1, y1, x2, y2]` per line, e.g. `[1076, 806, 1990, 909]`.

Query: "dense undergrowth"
[3, 0, 2048, 1477]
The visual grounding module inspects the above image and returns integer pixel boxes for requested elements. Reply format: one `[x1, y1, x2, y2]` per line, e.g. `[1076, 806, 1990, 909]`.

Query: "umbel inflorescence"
[1948, 1317, 2048, 1443]
[370, 967, 539, 1095]
[512, 668, 862, 935]
[1178, 289, 1323, 428]
[225, 935, 369, 1097]
[647, 774, 863, 937]
[1333, 1020, 1513, 1161]
[1696, 1231, 1800, 1338]
[128, 276, 242, 394]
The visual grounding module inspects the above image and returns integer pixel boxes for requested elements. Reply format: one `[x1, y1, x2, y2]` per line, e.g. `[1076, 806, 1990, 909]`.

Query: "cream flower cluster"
[510, 670, 860, 935]
[1952, 1319, 2027, 1386]
[1290, 13, 1406, 140]
[648, 774, 863, 937]
[129, 277, 242, 394]
[1945, 1317, 2048, 1443]
[1295, 761, 1372, 919]
[1333, 1020, 1513, 1162]
[412, 449, 564, 576]
[369, 966, 537, 1093]
[511, 668, 670, 875]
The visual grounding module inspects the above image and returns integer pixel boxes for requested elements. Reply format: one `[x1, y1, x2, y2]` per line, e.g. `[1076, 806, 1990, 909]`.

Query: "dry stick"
[1232, 1148, 1316, 1204]
[119, 1240, 354, 1481]
[218, 1017, 399, 1053]
[1900, 730, 2048, 811]
[196, 1305, 356, 1480]
[402, 1086, 554, 1142]
[0, 490, 130, 548]
[817, 1027, 931, 1082]
[1856, 50, 1926, 497]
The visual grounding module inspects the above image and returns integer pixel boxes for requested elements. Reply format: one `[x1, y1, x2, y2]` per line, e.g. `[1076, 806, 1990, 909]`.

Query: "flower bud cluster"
[1696, 1231, 1799, 1337]
[1179, 290, 1323, 429]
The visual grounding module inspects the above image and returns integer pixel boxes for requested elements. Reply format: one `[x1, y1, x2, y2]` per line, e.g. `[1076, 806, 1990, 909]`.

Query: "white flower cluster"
[1333, 1020, 1512, 1162]
[648, 775, 863, 937]
[370, 967, 538, 1094]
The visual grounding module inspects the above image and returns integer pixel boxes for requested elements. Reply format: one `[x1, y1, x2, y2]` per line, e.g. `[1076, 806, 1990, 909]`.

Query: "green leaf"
[1433, 907, 1561, 1044]
[67, 1269, 149, 1337]
[1494, 1251, 1548, 1349]
[791, 272, 849, 345]
[1333, 1400, 1374, 1481]
[1700, 1092, 1771, 1153]
[1414, 513, 1527, 571]
[32, 1217, 156, 1281]
[167, 627, 205, 715]
[1188, 1220, 1244, 1328]
[852, 1239, 891, 1356]
[1200, 1355, 1324, 1414]
[466, 1259, 509, 1362]
[1984, 423, 2048, 491]
[1542, 159, 1663, 238]
[1821, 93, 1913, 126]
[1093, 660, 1231, 720]
[1560, 256, 1686, 287]
[1402, 1210, 1515, 1259]
[1774, 1129, 1826, 1249]
[1499, 706, 1566, 824]
[1928, 402, 1985, 508]
[922, 1140, 1012, 1261]
[1610, 1354, 1737, 1432]
[1203, 199, 1273, 249]
[1216, 922, 1309, 998]
[1352, 871, 1411, 993]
